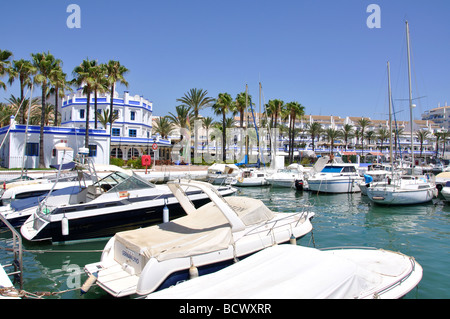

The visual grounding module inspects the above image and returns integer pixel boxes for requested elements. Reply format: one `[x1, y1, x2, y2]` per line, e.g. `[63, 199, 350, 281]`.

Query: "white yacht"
[366, 175, 437, 205]
[230, 168, 272, 187]
[266, 164, 305, 188]
[83, 180, 315, 298]
[20, 172, 236, 243]
[307, 163, 364, 194]
[206, 163, 239, 185]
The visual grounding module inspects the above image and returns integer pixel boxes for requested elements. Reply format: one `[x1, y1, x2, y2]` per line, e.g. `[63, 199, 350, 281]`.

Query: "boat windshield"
[321, 166, 343, 173]
[94, 172, 154, 192]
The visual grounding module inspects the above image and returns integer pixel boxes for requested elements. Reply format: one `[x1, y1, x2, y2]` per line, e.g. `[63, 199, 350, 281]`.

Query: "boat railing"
[236, 204, 314, 243]
[0, 213, 23, 290]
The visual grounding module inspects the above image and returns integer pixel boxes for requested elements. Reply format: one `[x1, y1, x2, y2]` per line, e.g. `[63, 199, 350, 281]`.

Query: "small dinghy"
[147, 244, 423, 299]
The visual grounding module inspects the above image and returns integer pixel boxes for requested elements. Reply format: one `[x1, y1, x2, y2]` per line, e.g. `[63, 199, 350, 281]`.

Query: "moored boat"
[307, 163, 364, 194]
[83, 180, 315, 297]
[20, 172, 236, 243]
[147, 244, 423, 299]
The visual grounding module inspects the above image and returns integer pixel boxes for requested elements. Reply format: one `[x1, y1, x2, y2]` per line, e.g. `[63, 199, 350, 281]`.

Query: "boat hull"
[367, 186, 436, 205]
[308, 176, 363, 193]
[21, 187, 236, 242]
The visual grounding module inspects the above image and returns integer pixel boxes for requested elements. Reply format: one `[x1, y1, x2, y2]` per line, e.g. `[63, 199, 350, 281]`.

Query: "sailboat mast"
[387, 61, 394, 177]
[406, 20, 414, 172]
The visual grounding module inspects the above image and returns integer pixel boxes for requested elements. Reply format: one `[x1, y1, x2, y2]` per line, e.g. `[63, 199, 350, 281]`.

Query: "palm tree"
[415, 130, 430, 158]
[434, 131, 443, 158]
[8, 59, 36, 123]
[306, 122, 322, 152]
[6, 95, 40, 125]
[365, 130, 376, 149]
[98, 109, 119, 129]
[91, 64, 108, 128]
[324, 128, 341, 155]
[153, 116, 174, 139]
[48, 67, 69, 126]
[0, 49, 13, 90]
[340, 124, 354, 150]
[357, 118, 372, 158]
[266, 99, 284, 129]
[105, 60, 128, 134]
[211, 93, 236, 162]
[32, 51, 61, 168]
[176, 88, 214, 120]
[0, 102, 16, 126]
[73, 58, 97, 148]
[285, 102, 305, 163]
[376, 127, 390, 152]
[167, 105, 194, 130]
[202, 116, 214, 155]
[235, 92, 254, 128]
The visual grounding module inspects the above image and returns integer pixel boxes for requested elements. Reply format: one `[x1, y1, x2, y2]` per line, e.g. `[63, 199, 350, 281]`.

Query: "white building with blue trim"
[61, 89, 171, 160]
[0, 89, 172, 169]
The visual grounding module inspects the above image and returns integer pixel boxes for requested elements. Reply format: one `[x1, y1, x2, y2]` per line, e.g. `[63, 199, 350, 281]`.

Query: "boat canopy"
[114, 196, 274, 262]
[148, 245, 420, 299]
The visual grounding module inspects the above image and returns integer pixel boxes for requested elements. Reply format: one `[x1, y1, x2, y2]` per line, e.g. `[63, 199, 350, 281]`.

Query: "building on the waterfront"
[0, 89, 174, 169]
[422, 104, 450, 131]
[61, 89, 172, 162]
[0, 116, 110, 169]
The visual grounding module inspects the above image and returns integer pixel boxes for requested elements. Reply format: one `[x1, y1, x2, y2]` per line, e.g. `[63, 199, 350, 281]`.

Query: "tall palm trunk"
[39, 84, 46, 168]
[222, 112, 226, 162]
[109, 83, 115, 136]
[85, 92, 91, 148]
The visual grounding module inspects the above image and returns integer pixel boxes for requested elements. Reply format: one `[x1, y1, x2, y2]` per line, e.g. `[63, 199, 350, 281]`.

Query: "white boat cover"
[114, 197, 274, 262]
[148, 245, 419, 299]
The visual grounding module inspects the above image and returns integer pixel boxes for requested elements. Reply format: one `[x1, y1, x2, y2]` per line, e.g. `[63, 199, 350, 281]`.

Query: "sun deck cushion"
[114, 196, 274, 262]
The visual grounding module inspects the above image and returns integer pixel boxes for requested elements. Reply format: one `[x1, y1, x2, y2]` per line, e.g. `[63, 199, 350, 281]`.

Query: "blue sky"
[1, 0, 449, 123]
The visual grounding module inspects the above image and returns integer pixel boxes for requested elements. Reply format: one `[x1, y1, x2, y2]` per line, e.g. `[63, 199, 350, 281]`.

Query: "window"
[80, 109, 85, 119]
[127, 148, 139, 159]
[129, 129, 137, 137]
[88, 145, 97, 157]
[26, 143, 39, 156]
[130, 111, 136, 121]
[112, 128, 121, 137]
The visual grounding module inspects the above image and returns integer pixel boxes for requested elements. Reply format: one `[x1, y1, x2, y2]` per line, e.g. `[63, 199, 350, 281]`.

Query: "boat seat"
[86, 185, 103, 201]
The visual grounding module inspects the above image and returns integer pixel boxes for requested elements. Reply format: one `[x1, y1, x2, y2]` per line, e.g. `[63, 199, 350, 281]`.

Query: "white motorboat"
[359, 163, 394, 195]
[20, 172, 236, 243]
[83, 180, 315, 298]
[440, 182, 450, 201]
[0, 185, 85, 228]
[307, 163, 364, 193]
[366, 175, 437, 205]
[266, 164, 305, 188]
[206, 163, 239, 185]
[230, 168, 272, 187]
[0, 171, 93, 206]
[147, 244, 422, 299]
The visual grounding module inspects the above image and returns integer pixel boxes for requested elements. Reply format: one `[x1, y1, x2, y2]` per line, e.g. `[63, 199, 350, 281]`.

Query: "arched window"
[111, 148, 123, 159]
[127, 148, 140, 159]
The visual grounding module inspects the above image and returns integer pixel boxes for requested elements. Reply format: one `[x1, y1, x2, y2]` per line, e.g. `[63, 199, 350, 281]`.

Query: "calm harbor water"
[1, 186, 449, 299]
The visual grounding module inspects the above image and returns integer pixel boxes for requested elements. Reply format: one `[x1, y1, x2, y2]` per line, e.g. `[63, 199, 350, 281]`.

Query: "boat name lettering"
[122, 250, 139, 264]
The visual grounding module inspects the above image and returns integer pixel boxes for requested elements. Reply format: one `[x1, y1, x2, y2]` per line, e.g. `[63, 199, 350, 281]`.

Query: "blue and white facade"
[61, 89, 171, 160]
[0, 116, 110, 169]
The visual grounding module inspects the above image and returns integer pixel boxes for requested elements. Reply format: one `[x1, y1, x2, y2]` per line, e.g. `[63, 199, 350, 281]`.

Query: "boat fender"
[189, 257, 198, 279]
[80, 273, 98, 295]
[289, 234, 297, 245]
[61, 216, 69, 236]
[163, 204, 169, 223]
